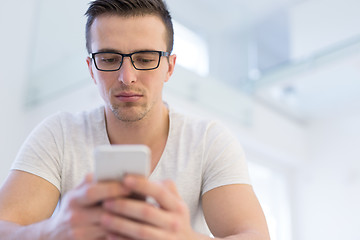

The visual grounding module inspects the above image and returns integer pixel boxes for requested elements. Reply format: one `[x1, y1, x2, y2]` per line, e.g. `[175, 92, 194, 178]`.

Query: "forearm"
[218, 231, 270, 240]
[0, 220, 49, 240]
[195, 231, 270, 240]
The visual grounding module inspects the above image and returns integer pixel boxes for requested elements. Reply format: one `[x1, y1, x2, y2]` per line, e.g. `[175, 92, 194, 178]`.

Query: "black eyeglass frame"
[90, 50, 170, 71]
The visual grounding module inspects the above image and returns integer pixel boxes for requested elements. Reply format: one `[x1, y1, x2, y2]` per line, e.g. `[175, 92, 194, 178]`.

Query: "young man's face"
[86, 14, 176, 122]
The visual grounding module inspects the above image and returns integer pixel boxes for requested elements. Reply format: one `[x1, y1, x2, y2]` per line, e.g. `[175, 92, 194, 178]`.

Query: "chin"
[110, 104, 150, 123]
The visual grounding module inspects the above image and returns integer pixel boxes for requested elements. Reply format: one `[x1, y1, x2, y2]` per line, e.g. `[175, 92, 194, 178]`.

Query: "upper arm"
[202, 184, 269, 239]
[0, 170, 60, 225]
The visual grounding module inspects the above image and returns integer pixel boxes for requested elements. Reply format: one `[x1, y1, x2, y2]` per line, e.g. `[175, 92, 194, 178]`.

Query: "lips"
[115, 92, 143, 102]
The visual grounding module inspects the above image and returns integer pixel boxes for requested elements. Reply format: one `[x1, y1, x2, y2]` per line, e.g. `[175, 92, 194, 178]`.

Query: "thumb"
[162, 179, 180, 197]
[77, 173, 94, 188]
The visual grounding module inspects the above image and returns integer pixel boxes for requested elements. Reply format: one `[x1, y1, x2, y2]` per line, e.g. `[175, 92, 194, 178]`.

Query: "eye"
[134, 56, 156, 64]
[101, 56, 121, 63]
[140, 58, 154, 63]
[133, 52, 158, 66]
[95, 53, 122, 65]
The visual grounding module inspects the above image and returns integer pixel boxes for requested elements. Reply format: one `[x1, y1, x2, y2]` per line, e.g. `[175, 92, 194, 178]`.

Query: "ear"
[86, 56, 97, 84]
[164, 54, 176, 83]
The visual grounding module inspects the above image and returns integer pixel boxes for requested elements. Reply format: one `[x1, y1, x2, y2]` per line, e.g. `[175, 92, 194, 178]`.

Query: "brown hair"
[85, 0, 174, 53]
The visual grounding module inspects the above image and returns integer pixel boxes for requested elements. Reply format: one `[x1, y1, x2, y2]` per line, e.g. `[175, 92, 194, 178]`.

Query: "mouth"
[114, 92, 143, 102]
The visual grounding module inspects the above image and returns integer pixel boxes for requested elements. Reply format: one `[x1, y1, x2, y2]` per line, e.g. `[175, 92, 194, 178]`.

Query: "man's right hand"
[44, 173, 131, 240]
[0, 171, 132, 240]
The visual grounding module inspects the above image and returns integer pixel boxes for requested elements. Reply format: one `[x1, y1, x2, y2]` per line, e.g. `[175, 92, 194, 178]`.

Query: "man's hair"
[85, 0, 174, 54]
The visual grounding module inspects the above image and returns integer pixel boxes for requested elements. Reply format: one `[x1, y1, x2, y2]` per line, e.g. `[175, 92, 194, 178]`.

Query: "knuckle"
[113, 198, 127, 211]
[177, 201, 188, 214]
[167, 234, 177, 240]
[84, 185, 96, 200]
[104, 182, 126, 199]
[68, 228, 84, 239]
[66, 211, 81, 226]
[63, 191, 78, 207]
[156, 188, 168, 202]
[137, 225, 150, 239]
[109, 201, 124, 214]
[66, 196, 77, 208]
[141, 205, 153, 219]
[104, 183, 116, 196]
[170, 218, 180, 231]
[158, 187, 168, 196]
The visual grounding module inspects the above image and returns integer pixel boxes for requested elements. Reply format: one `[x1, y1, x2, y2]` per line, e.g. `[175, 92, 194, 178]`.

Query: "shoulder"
[57, 105, 104, 124]
[40, 105, 104, 129]
[169, 107, 234, 140]
[27, 106, 105, 143]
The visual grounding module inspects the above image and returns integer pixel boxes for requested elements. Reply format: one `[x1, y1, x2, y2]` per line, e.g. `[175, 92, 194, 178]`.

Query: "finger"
[122, 176, 182, 212]
[69, 205, 107, 225]
[77, 173, 94, 187]
[103, 198, 179, 231]
[101, 213, 171, 240]
[162, 180, 180, 197]
[105, 233, 132, 240]
[66, 224, 107, 239]
[72, 180, 131, 207]
[82, 225, 108, 239]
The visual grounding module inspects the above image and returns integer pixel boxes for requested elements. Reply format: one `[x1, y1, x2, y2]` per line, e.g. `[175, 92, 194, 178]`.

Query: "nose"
[118, 57, 137, 85]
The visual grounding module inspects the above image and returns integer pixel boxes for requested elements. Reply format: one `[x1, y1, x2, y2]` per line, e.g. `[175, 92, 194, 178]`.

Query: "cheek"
[93, 71, 103, 84]
[149, 72, 166, 87]
[93, 74, 111, 99]
[95, 82, 107, 101]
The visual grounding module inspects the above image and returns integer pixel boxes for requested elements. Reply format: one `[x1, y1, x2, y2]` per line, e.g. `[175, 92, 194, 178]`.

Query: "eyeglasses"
[90, 50, 170, 71]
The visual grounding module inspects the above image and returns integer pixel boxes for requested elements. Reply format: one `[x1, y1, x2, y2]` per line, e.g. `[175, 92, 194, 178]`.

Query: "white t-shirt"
[12, 105, 250, 234]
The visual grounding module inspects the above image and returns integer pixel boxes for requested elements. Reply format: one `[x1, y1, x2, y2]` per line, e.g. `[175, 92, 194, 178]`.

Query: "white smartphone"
[94, 144, 151, 182]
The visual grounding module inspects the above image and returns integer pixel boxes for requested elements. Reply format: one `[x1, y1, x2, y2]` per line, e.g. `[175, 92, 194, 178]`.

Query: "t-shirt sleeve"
[11, 114, 63, 192]
[201, 122, 251, 195]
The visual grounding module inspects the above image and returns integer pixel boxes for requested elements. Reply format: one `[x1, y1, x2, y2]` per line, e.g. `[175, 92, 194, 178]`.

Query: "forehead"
[90, 14, 167, 53]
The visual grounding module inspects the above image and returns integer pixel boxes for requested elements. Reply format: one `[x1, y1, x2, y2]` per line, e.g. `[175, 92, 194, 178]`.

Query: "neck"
[105, 102, 169, 149]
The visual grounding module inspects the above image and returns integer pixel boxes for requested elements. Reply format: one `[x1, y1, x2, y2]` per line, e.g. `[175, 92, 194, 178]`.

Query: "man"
[0, 0, 270, 239]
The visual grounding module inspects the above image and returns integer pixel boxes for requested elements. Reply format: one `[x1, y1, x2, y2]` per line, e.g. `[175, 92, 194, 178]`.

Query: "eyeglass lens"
[94, 52, 161, 71]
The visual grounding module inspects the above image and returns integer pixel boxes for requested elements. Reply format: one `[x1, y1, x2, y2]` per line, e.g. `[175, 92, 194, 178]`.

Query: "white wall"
[0, 0, 37, 182]
[288, 1, 360, 239]
[294, 114, 360, 240]
[290, 0, 360, 59]
[0, 0, 96, 183]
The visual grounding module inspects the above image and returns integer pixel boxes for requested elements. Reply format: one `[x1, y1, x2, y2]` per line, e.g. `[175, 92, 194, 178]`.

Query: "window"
[172, 21, 209, 77]
[248, 161, 293, 240]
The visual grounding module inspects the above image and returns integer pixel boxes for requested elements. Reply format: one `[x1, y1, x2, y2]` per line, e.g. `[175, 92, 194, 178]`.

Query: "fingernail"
[103, 200, 114, 209]
[107, 233, 118, 240]
[101, 213, 112, 226]
[124, 175, 135, 187]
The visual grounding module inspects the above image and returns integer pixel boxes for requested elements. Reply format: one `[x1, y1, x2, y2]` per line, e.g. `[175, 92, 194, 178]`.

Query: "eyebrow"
[95, 48, 159, 53]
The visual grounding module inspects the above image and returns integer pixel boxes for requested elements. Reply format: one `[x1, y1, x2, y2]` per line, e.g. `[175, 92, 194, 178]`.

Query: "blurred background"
[1, 0, 360, 239]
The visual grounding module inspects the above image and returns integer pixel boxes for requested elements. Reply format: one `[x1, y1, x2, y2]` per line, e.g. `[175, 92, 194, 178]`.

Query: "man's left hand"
[100, 175, 200, 240]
